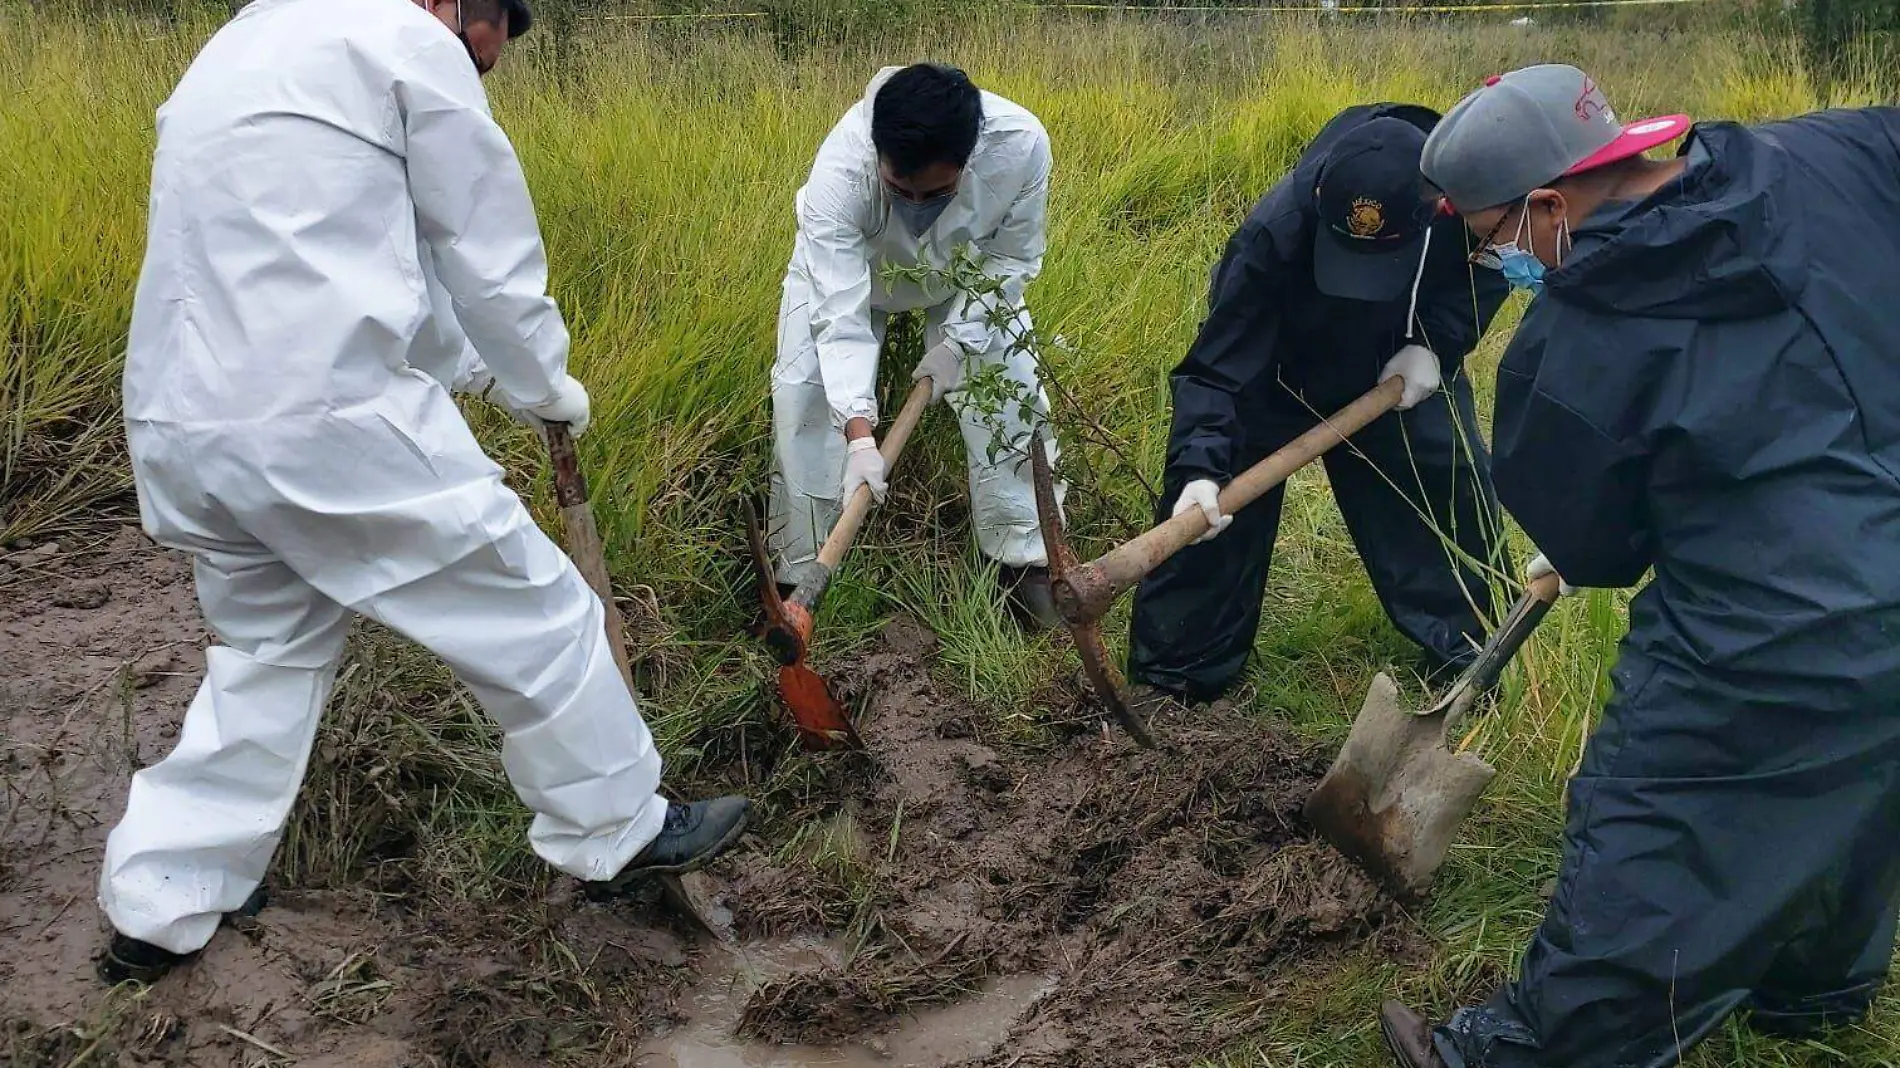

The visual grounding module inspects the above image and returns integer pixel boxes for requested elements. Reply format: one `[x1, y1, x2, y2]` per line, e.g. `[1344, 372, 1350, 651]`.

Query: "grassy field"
[5, 4, 1898, 1064]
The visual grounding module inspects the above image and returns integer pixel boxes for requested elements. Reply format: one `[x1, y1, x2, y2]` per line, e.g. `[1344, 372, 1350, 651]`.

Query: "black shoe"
[1379, 1001, 1447, 1068]
[999, 565, 1063, 632]
[98, 934, 194, 986]
[97, 885, 268, 986]
[609, 797, 750, 883]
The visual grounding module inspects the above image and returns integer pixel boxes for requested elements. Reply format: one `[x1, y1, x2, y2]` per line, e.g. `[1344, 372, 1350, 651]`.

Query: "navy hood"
[1543, 122, 1809, 322]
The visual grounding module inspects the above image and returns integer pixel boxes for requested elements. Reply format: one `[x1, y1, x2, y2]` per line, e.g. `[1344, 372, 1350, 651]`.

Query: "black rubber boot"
[606, 796, 750, 885]
[97, 885, 268, 986]
[999, 565, 1062, 632]
[1380, 1001, 1448, 1068]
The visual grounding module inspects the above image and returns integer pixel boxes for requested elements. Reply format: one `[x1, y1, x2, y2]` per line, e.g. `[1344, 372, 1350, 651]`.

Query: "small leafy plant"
[880, 245, 1159, 524]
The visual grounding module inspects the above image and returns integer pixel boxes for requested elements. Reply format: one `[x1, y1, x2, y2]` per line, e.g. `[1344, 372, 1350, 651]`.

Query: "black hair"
[462, 0, 532, 38]
[871, 64, 983, 178]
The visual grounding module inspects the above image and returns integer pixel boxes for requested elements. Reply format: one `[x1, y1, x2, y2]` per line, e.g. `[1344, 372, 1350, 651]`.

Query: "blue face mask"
[1494, 244, 1546, 293]
[1477, 194, 1569, 295]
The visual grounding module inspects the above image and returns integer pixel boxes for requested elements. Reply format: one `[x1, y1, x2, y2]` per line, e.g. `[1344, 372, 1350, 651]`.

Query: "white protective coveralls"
[769, 67, 1067, 586]
[103, 0, 665, 955]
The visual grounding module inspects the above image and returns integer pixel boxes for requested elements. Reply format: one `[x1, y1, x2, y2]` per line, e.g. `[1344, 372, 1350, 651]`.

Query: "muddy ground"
[1, 528, 1423, 1067]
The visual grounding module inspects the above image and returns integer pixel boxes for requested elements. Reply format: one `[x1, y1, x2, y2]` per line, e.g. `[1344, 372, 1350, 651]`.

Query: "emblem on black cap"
[1347, 198, 1386, 239]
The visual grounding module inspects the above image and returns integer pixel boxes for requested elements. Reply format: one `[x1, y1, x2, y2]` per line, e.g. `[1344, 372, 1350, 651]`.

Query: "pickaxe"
[1029, 376, 1406, 747]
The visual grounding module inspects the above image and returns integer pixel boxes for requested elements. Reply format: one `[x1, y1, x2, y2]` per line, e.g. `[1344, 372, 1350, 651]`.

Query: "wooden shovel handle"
[815, 376, 935, 570]
[1466, 570, 1562, 693]
[1426, 568, 1566, 721]
[1066, 377, 1405, 614]
[547, 423, 637, 694]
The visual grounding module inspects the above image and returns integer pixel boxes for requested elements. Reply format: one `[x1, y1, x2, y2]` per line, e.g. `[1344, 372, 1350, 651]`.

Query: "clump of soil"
[720, 618, 1412, 1065]
[739, 944, 989, 1044]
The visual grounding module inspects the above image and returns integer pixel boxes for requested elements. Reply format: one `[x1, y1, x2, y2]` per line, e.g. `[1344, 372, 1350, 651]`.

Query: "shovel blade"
[779, 662, 860, 750]
[1304, 672, 1497, 900]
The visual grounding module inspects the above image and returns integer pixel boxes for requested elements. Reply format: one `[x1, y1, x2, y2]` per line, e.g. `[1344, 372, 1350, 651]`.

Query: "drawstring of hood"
[1404, 224, 1432, 340]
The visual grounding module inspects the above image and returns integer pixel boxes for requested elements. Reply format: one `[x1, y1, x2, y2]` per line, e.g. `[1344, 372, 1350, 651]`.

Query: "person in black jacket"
[1128, 104, 1511, 703]
[1379, 64, 1900, 1068]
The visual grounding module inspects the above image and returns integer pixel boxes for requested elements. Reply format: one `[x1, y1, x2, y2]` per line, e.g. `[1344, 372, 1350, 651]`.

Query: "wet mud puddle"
[638, 938, 1050, 1068]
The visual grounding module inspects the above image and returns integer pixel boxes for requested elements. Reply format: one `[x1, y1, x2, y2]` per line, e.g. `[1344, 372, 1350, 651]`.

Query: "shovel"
[1303, 570, 1564, 900]
[746, 376, 935, 750]
[1030, 375, 1406, 747]
[545, 423, 722, 939]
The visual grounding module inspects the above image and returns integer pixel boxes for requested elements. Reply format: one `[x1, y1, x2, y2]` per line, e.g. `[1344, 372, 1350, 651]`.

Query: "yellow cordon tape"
[1051, 0, 1716, 9]
[579, 0, 1716, 19]
[582, 10, 765, 19]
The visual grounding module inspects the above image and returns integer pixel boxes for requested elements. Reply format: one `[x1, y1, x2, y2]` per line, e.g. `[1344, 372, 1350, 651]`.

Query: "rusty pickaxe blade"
[742, 498, 860, 750]
[1030, 426, 1155, 749]
[1303, 571, 1562, 899]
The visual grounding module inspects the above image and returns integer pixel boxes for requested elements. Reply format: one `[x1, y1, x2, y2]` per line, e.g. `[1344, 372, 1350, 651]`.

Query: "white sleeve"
[797, 134, 883, 430]
[942, 130, 1050, 353]
[411, 240, 492, 394]
[393, 38, 566, 409]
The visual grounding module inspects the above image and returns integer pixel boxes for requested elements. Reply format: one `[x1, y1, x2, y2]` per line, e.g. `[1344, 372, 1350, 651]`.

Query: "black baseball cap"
[1312, 116, 1441, 302]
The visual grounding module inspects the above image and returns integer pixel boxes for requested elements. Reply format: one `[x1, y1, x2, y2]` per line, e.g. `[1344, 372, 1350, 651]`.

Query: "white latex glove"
[1379, 344, 1442, 411]
[1172, 478, 1232, 544]
[1527, 552, 1580, 597]
[517, 373, 592, 438]
[911, 339, 966, 405]
[842, 436, 888, 503]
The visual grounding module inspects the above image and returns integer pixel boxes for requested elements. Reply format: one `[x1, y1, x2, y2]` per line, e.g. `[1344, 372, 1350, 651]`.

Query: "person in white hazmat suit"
[769, 63, 1067, 628]
[98, 0, 749, 985]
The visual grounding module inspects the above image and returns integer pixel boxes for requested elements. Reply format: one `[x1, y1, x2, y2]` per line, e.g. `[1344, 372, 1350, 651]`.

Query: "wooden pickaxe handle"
[812, 376, 935, 572]
[546, 423, 636, 691]
[1055, 376, 1406, 623]
[547, 422, 726, 935]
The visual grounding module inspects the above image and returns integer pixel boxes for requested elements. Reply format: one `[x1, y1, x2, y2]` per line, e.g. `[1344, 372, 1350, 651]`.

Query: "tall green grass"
[5, 5, 1896, 1063]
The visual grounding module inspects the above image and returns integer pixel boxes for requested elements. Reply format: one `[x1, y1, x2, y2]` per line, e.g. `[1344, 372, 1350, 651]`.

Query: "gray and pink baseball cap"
[1420, 64, 1690, 212]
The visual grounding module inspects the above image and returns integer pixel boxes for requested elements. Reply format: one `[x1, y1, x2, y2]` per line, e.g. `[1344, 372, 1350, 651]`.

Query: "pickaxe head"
[743, 501, 861, 750]
[1029, 428, 1155, 749]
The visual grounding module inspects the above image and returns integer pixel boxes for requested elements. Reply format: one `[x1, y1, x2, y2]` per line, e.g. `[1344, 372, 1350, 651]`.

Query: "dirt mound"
[720, 618, 1411, 1066]
[5, 532, 1410, 1067]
